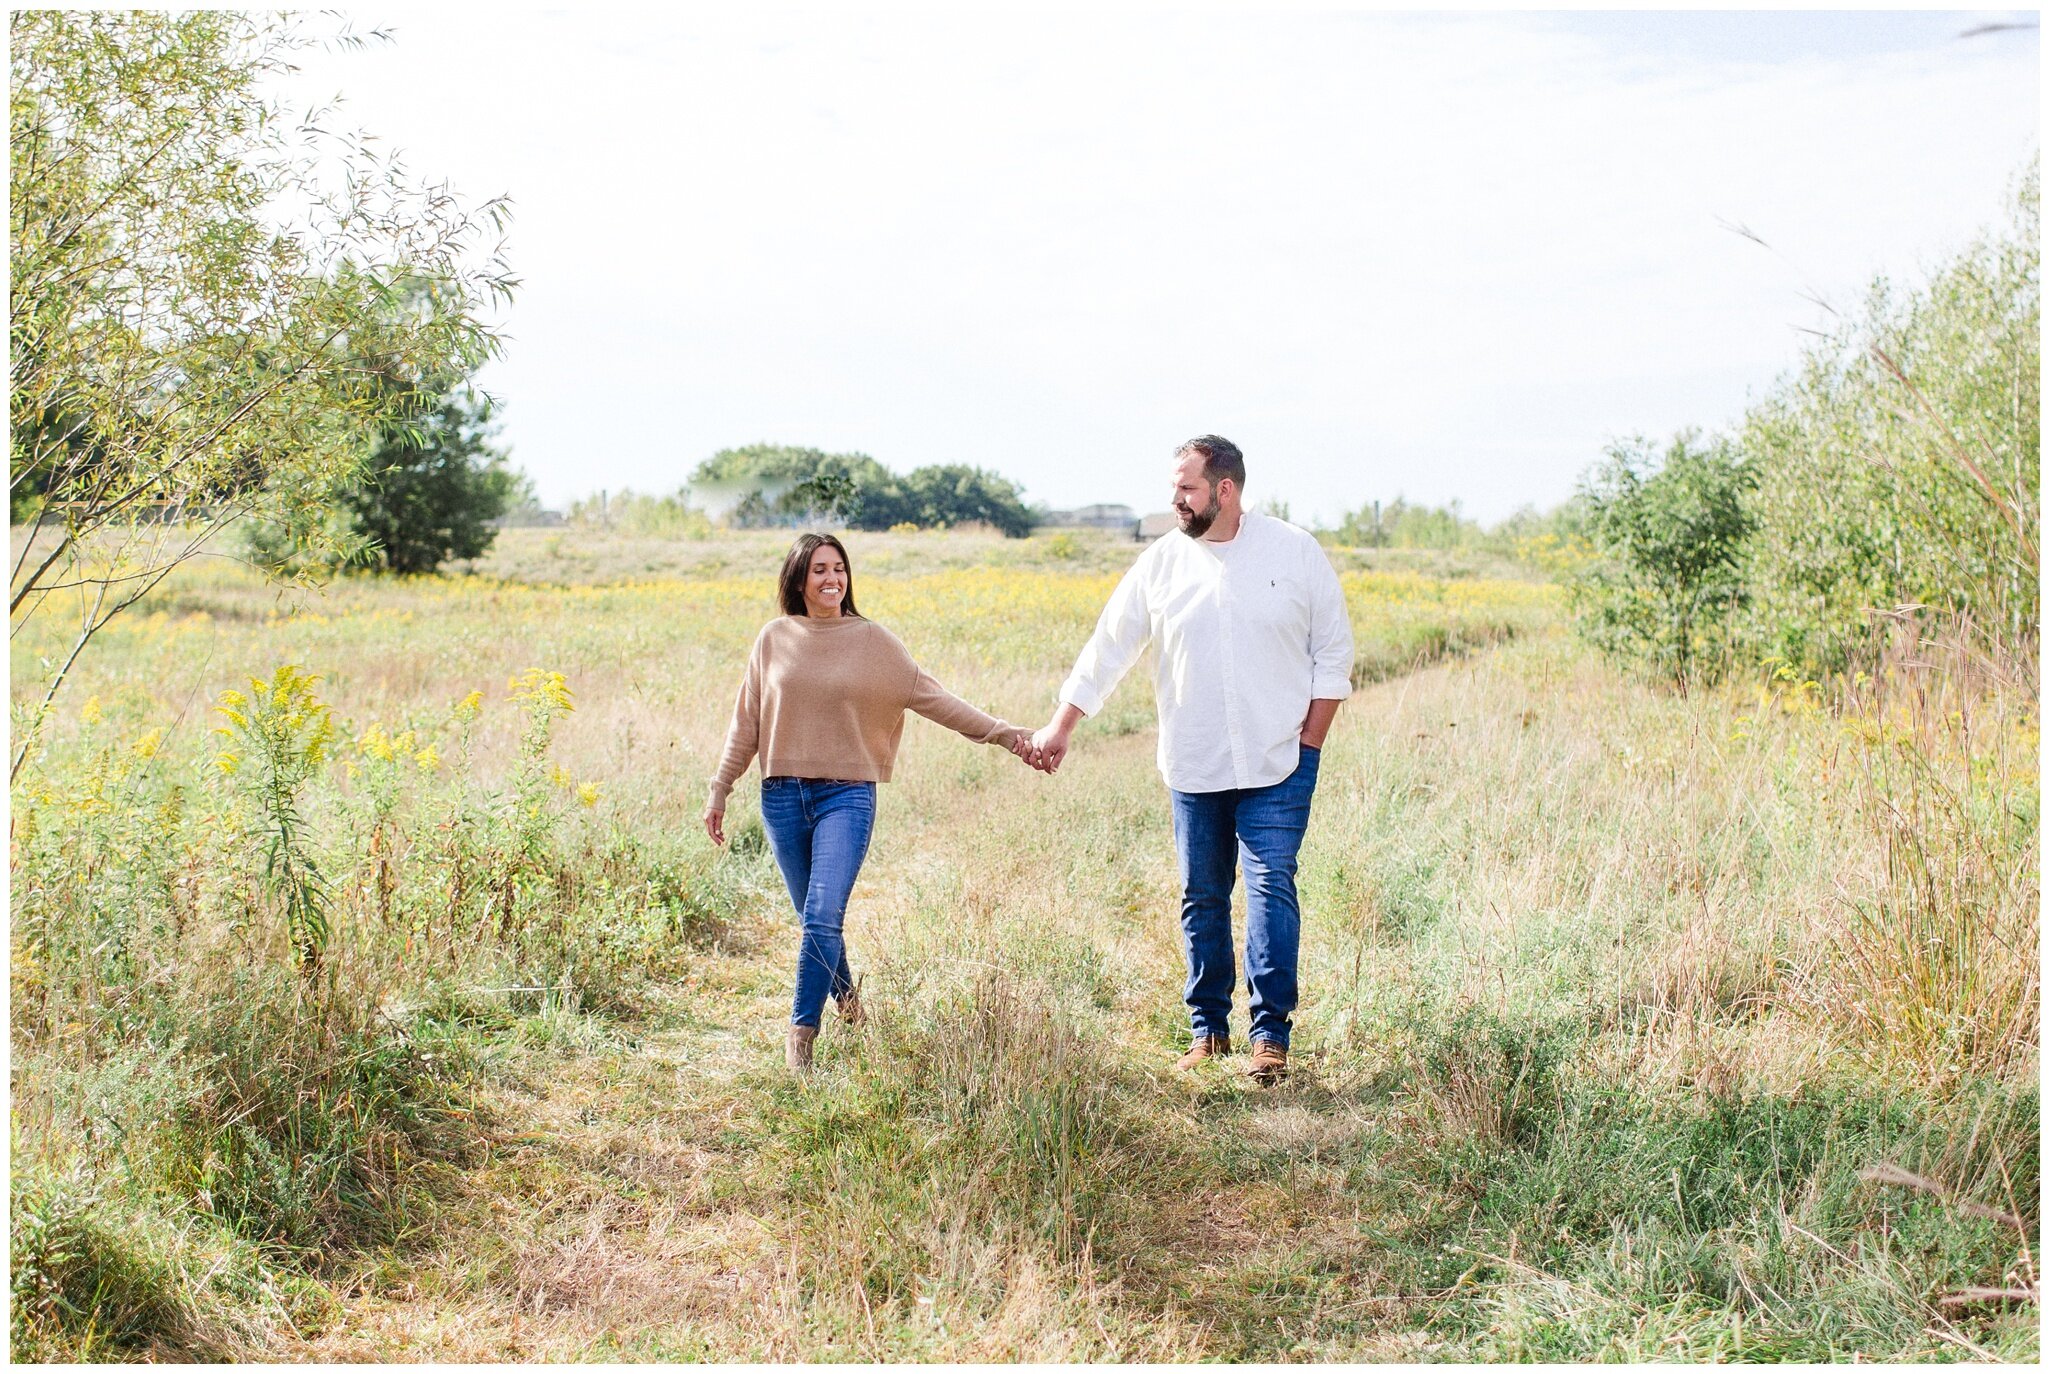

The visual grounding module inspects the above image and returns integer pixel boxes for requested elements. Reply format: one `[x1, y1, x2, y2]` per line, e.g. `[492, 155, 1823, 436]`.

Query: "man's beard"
[1176, 491, 1221, 538]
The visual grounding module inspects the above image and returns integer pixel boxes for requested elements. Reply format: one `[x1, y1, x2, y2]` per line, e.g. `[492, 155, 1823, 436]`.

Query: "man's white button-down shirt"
[1058, 511, 1356, 794]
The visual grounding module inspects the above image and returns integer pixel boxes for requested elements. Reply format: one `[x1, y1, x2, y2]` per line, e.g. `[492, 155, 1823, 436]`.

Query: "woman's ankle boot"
[787, 1024, 818, 1072]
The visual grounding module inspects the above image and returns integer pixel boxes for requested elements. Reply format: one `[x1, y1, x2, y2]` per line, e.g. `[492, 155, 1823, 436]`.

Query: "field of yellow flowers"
[9, 526, 2035, 1361]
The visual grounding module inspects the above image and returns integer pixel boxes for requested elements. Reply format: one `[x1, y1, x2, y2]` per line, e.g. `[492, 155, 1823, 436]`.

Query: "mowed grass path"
[12, 530, 2035, 1360]
[272, 667, 1449, 1362]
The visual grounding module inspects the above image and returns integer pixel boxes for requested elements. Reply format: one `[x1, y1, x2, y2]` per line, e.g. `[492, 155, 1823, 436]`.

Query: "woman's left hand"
[1006, 727, 1047, 771]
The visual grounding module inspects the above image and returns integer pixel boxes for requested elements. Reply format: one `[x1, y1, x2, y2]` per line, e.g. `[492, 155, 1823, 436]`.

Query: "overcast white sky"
[283, 7, 2039, 525]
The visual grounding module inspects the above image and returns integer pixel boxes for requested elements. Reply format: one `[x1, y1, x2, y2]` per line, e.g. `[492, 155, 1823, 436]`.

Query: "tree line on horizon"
[562, 451, 1587, 550]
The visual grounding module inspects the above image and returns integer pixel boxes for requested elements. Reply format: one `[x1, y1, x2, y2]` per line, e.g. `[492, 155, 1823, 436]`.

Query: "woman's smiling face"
[804, 548, 848, 617]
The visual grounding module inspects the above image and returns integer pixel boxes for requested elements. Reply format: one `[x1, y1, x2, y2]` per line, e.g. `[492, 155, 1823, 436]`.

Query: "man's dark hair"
[778, 531, 863, 618]
[1177, 434, 1246, 491]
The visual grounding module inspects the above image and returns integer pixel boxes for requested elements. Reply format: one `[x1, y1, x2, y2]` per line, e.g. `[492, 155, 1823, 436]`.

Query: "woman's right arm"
[703, 638, 765, 844]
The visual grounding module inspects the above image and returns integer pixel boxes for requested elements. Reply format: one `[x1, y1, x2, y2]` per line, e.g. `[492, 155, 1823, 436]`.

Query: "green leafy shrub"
[1736, 166, 2038, 674]
[1568, 433, 1757, 686]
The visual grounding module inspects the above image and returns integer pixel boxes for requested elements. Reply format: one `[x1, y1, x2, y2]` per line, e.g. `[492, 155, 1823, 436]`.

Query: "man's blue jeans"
[759, 777, 876, 1029]
[1169, 744, 1321, 1050]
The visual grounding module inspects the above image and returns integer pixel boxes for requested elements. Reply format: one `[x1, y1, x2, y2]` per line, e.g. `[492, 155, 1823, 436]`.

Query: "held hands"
[1029, 715, 1077, 774]
[1005, 726, 1055, 773]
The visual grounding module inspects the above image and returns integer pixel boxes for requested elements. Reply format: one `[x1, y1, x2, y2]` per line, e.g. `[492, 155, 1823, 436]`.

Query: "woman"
[702, 531, 1043, 1071]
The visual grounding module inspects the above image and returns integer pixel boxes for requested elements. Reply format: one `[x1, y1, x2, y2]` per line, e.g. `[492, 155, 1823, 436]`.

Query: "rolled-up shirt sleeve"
[1307, 550, 1355, 701]
[1058, 559, 1153, 718]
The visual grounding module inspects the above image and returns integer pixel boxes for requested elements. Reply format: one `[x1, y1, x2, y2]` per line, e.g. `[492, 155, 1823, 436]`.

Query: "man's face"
[1171, 453, 1222, 538]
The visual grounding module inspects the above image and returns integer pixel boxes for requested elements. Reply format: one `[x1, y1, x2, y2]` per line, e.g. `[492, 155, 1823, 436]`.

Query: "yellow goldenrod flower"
[576, 782, 602, 808]
[215, 753, 241, 774]
[414, 745, 441, 772]
[132, 729, 164, 760]
[358, 725, 396, 762]
[508, 667, 576, 713]
[80, 695, 103, 725]
[453, 689, 484, 723]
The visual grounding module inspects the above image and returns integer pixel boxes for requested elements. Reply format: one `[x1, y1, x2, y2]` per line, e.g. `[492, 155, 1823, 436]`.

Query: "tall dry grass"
[10, 525, 2037, 1360]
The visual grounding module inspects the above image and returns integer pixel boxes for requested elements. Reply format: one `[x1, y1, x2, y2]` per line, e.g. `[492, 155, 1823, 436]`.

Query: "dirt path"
[281, 706, 1434, 1360]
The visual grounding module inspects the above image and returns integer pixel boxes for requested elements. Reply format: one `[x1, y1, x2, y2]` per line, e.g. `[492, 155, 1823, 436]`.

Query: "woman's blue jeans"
[1168, 744, 1321, 1050]
[759, 777, 877, 1028]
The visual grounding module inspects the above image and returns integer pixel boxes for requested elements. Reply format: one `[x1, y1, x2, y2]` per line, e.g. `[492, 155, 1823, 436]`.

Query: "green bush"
[1736, 166, 2039, 673]
[1563, 163, 2037, 682]
[1568, 433, 1757, 685]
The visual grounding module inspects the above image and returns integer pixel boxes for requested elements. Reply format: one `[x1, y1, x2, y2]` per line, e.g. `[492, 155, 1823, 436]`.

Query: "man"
[1032, 436, 1354, 1083]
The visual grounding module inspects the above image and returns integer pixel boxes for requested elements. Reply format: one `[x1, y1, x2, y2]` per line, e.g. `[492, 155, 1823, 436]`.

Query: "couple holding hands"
[703, 435, 1356, 1078]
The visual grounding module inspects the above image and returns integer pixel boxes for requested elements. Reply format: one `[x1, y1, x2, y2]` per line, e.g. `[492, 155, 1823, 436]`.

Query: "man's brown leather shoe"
[1175, 1034, 1230, 1070]
[1247, 1039, 1289, 1083]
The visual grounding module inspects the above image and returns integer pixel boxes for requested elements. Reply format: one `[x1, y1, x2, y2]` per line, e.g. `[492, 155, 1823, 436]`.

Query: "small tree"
[9, 12, 514, 776]
[1569, 433, 1757, 687]
[343, 387, 524, 574]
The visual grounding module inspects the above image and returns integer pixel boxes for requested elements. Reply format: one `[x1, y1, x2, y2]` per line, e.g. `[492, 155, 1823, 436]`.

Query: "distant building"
[1043, 502, 1138, 533]
[1136, 511, 1179, 540]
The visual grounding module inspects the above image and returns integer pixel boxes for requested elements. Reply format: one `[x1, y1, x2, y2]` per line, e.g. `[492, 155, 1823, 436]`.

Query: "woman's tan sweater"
[707, 614, 1016, 809]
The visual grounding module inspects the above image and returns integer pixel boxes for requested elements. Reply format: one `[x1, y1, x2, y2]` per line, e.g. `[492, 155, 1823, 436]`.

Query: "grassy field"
[9, 526, 2037, 1361]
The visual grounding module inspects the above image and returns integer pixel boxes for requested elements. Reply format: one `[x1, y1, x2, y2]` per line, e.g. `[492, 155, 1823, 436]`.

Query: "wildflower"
[414, 745, 441, 772]
[132, 728, 164, 760]
[576, 782, 602, 808]
[358, 726, 396, 762]
[215, 752, 241, 775]
[304, 714, 336, 766]
[548, 763, 573, 790]
[508, 667, 575, 713]
[453, 690, 484, 723]
[81, 695, 103, 725]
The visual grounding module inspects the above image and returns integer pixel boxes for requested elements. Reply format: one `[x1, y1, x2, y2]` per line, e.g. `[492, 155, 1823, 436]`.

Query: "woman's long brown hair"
[777, 532, 862, 618]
